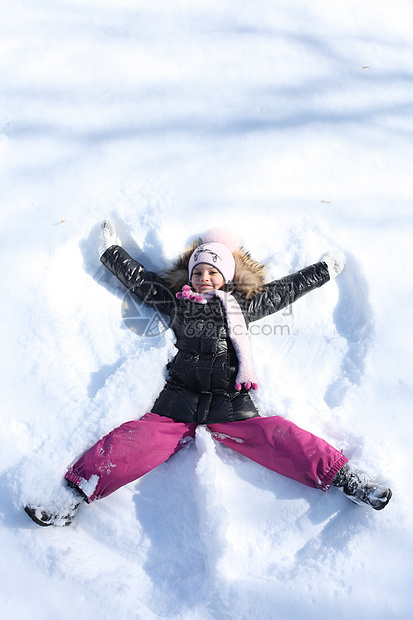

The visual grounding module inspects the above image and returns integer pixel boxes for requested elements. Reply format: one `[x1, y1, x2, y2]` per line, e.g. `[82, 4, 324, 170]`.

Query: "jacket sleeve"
[239, 261, 330, 325]
[100, 245, 176, 317]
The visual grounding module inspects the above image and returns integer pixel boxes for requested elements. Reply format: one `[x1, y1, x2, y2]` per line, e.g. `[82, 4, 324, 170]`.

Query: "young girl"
[25, 223, 392, 526]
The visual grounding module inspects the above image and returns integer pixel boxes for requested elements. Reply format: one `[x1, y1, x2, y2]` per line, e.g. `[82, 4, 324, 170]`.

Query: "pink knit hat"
[188, 228, 240, 283]
[188, 242, 235, 283]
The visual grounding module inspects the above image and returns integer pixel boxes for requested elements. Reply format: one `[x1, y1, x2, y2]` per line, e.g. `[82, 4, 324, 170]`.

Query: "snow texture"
[1, 0, 413, 618]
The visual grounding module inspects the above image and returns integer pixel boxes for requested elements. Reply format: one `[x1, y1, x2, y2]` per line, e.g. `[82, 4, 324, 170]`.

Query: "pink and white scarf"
[176, 285, 258, 391]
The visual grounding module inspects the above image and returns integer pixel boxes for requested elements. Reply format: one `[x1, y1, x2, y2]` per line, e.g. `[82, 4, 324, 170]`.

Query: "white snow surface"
[1, 1, 413, 618]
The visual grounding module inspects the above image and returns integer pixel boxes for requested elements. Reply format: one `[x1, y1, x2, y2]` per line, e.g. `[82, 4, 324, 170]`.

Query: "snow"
[1, 0, 413, 618]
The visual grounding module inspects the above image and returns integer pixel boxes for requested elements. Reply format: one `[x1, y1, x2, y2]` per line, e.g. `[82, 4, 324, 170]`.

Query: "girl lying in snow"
[25, 223, 392, 526]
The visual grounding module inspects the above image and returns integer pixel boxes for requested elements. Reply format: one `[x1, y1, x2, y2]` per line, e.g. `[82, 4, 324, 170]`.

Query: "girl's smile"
[191, 262, 225, 293]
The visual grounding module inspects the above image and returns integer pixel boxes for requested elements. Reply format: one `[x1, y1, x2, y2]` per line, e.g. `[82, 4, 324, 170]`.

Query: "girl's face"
[191, 263, 225, 293]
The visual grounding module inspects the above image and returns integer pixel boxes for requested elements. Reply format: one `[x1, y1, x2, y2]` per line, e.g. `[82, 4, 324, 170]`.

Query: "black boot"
[24, 483, 86, 527]
[332, 464, 392, 510]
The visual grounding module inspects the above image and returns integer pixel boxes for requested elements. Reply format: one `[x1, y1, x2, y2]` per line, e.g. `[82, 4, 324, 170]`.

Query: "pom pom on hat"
[201, 227, 241, 253]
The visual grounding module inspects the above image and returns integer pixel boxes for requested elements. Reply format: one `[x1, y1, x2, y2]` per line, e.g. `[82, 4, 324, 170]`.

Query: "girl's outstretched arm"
[99, 220, 176, 317]
[239, 256, 342, 325]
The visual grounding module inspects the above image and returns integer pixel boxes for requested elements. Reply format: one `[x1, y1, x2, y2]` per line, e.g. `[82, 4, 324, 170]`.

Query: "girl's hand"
[99, 220, 122, 257]
[321, 250, 345, 279]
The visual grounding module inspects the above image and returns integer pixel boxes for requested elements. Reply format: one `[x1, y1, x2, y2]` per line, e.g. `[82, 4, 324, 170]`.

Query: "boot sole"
[24, 505, 74, 527]
[24, 506, 53, 527]
[347, 488, 392, 510]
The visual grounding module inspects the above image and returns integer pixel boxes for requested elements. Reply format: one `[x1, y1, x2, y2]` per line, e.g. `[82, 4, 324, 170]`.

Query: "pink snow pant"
[65, 413, 348, 503]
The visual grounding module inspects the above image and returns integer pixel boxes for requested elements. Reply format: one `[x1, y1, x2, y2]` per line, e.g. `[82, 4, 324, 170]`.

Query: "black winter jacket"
[101, 246, 330, 424]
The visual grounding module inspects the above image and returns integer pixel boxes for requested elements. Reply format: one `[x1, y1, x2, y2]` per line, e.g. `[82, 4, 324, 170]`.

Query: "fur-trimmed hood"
[162, 237, 267, 299]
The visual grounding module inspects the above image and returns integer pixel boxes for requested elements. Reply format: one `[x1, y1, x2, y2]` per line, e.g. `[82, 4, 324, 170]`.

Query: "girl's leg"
[208, 416, 348, 491]
[65, 413, 196, 502]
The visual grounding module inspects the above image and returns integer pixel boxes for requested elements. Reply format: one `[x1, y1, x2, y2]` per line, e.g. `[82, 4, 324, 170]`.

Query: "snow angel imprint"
[24, 223, 392, 527]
